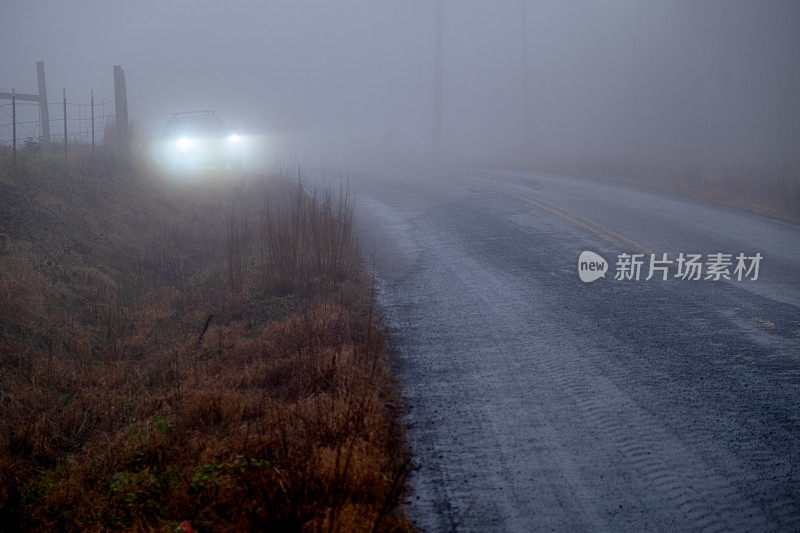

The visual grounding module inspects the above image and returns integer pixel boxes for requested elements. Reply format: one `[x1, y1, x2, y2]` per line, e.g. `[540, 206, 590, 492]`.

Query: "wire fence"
[0, 94, 118, 148]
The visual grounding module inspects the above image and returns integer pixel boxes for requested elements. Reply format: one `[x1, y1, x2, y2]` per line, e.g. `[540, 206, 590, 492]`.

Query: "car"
[160, 110, 242, 170]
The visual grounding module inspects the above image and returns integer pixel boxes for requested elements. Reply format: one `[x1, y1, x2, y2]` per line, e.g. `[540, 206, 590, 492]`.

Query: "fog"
[2, 0, 799, 167]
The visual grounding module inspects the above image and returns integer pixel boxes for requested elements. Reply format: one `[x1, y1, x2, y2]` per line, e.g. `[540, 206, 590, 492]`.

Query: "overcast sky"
[2, 0, 799, 166]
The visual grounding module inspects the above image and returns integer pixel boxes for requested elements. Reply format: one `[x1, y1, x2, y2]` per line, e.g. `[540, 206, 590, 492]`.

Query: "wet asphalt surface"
[311, 167, 800, 532]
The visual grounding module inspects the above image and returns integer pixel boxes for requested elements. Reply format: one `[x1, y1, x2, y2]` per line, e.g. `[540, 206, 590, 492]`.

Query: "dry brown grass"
[0, 150, 411, 531]
[523, 152, 800, 222]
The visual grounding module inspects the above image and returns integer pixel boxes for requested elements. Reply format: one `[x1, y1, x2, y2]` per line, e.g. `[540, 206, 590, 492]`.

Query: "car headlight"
[177, 137, 194, 151]
[227, 134, 240, 143]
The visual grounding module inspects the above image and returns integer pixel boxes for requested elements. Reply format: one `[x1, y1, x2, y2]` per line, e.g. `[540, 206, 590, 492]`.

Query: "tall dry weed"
[0, 152, 410, 532]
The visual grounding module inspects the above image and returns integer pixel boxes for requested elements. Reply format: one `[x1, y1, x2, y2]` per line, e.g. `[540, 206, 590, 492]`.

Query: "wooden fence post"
[36, 61, 50, 150]
[113, 65, 129, 152]
[91, 89, 95, 155]
[63, 88, 67, 158]
[11, 89, 16, 166]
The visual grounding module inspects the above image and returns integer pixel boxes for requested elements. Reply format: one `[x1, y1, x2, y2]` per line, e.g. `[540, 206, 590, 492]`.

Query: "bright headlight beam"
[228, 134, 240, 143]
[177, 137, 193, 150]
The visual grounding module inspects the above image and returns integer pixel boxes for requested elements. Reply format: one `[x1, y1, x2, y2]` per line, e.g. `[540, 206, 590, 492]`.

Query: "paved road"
[314, 167, 800, 532]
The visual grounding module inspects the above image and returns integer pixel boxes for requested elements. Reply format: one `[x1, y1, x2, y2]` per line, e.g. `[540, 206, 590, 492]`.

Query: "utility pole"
[113, 65, 129, 152]
[63, 88, 67, 158]
[90, 89, 95, 155]
[11, 89, 16, 166]
[36, 61, 50, 150]
[518, 0, 585, 153]
[433, 0, 444, 158]
[520, 0, 530, 147]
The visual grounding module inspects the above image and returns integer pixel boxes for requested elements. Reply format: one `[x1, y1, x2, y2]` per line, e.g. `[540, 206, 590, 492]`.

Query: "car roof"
[164, 111, 228, 135]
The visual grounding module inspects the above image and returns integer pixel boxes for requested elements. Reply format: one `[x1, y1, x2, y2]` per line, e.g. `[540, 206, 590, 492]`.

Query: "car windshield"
[166, 114, 227, 136]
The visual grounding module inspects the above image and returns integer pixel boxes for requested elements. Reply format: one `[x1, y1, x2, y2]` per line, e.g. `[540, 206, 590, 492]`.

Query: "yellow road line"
[579, 216, 655, 255]
[445, 172, 656, 255]
[534, 198, 655, 254]
[511, 194, 624, 248]
[512, 194, 656, 254]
